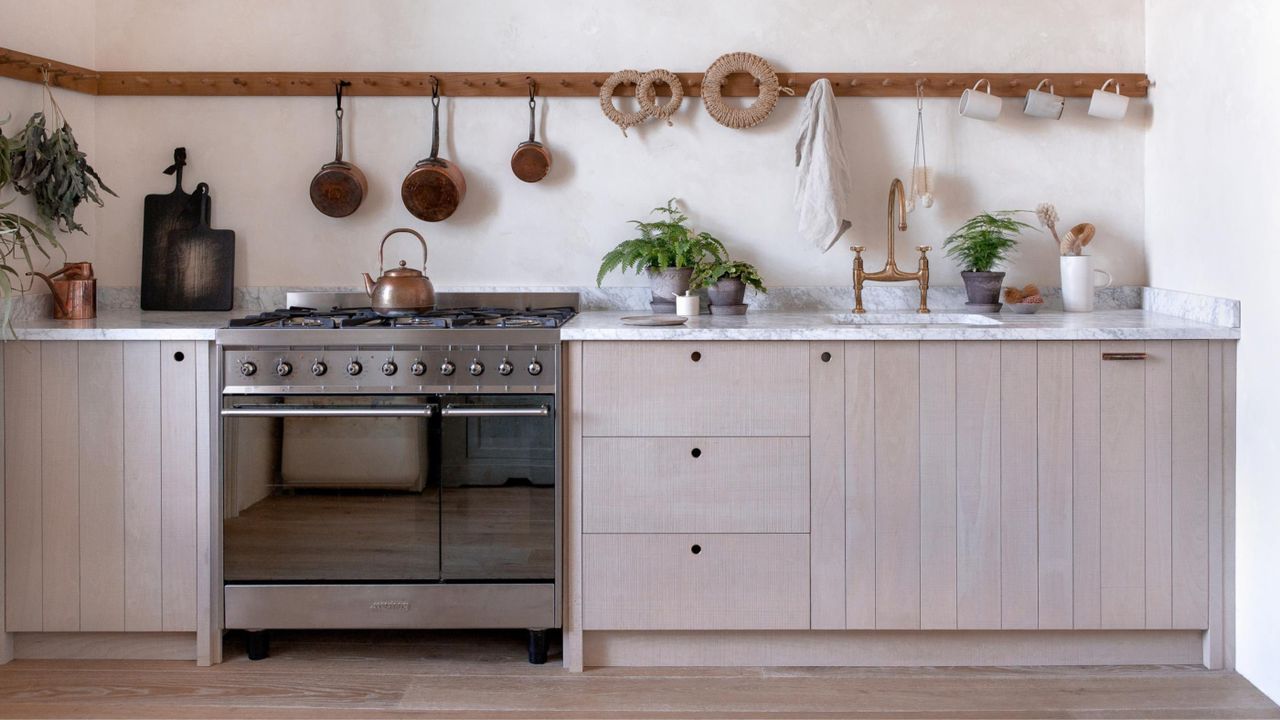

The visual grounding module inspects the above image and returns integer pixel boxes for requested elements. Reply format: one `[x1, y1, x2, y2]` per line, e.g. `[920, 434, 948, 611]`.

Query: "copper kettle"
[361, 228, 436, 316]
[26, 262, 97, 320]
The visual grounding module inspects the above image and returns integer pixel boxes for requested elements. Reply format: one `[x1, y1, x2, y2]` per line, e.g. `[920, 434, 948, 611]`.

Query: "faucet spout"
[851, 177, 931, 314]
[886, 178, 908, 269]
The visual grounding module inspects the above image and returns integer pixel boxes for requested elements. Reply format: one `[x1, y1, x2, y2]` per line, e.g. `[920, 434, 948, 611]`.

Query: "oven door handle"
[440, 404, 550, 418]
[221, 405, 437, 418]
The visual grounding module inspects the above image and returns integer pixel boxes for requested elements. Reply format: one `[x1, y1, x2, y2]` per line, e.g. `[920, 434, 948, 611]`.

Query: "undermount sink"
[830, 313, 1003, 326]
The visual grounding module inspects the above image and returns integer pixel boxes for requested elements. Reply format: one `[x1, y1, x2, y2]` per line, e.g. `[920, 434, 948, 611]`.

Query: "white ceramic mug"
[958, 79, 1002, 121]
[675, 292, 700, 317]
[1088, 79, 1130, 120]
[1024, 79, 1064, 119]
[1060, 255, 1112, 312]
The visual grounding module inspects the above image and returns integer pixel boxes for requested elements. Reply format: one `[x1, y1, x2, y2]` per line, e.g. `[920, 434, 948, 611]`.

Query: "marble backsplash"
[7, 284, 1240, 327]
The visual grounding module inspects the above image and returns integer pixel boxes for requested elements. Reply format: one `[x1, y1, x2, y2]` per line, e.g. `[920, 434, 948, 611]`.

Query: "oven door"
[221, 395, 439, 583]
[438, 395, 556, 581]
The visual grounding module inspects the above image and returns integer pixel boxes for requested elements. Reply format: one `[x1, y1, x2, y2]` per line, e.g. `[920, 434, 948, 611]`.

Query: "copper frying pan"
[511, 79, 552, 183]
[402, 78, 466, 222]
[310, 81, 367, 218]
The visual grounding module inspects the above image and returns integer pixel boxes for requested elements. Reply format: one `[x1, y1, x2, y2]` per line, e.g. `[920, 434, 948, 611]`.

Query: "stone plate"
[621, 315, 689, 327]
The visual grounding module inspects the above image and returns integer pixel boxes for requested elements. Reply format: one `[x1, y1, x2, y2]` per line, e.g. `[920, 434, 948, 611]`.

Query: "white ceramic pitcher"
[1060, 255, 1112, 312]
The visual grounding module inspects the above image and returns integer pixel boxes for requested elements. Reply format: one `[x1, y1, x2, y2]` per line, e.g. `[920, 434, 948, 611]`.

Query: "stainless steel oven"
[217, 294, 571, 664]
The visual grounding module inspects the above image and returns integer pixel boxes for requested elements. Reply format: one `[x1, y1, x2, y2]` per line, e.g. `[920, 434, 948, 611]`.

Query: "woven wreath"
[700, 52, 793, 129]
[600, 69, 656, 136]
[636, 69, 684, 126]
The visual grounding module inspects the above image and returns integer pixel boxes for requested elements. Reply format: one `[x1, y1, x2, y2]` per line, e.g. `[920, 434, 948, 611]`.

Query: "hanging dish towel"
[794, 78, 854, 252]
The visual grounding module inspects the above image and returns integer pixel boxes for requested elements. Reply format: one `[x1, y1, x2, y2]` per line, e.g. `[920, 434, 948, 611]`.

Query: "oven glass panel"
[222, 395, 439, 583]
[439, 394, 556, 581]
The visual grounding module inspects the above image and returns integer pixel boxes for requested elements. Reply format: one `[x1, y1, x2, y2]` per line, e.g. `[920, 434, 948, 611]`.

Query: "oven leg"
[527, 629, 548, 665]
[246, 630, 270, 661]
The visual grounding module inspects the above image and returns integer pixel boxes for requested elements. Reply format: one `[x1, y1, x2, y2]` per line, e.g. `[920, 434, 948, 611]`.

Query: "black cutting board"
[141, 148, 213, 310]
[164, 183, 235, 311]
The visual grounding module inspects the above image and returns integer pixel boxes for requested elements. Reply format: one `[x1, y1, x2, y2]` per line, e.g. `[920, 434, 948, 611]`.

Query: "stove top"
[229, 305, 577, 330]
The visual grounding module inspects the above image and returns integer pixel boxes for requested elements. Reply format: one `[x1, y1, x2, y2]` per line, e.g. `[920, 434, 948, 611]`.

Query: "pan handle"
[429, 76, 441, 161]
[527, 77, 537, 143]
[334, 80, 351, 163]
[379, 228, 429, 274]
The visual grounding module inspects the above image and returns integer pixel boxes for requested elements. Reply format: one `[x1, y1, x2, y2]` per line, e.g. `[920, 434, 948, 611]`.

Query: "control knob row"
[239, 356, 544, 379]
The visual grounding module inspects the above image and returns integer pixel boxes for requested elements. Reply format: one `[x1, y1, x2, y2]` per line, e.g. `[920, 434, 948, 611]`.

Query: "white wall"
[72, 0, 1147, 289]
[1146, 0, 1279, 703]
[0, 0, 97, 272]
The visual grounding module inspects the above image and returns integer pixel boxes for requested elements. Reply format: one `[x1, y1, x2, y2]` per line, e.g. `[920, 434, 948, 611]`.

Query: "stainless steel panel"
[222, 405, 437, 418]
[224, 583, 557, 629]
[441, 404, 549, 418]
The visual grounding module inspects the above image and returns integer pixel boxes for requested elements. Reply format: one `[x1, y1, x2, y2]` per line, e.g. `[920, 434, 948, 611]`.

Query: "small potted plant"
[596, 199, 726, 311]
[942, 210, 1035, 312]
[690, 258, 767, 315]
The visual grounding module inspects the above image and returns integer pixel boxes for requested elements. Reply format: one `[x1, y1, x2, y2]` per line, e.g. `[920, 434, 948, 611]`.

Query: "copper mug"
[26, 261, 97, 319]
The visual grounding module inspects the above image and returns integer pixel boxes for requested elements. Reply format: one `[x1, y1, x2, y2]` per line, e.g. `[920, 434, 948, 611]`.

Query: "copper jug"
[26, 262, 97, 320]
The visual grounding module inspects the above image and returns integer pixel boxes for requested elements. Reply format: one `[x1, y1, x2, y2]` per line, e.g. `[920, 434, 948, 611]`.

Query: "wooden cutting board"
[163, 183, 235, 311]
[141, 148, 212, 310]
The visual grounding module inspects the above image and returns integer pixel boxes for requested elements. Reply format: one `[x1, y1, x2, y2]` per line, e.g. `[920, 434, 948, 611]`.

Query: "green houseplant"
[597, 199, 726, 308]
[942, 211, 1035, 311]
[1, 117, 59, 332]
[690, 258, 766, 314]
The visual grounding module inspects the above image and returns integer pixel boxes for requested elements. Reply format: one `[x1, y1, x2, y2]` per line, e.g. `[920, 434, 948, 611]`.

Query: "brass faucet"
[851, 178, 931, 314]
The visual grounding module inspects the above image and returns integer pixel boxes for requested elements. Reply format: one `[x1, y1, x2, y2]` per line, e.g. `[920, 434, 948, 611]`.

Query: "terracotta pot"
[960, 270, 1005, 311]
[706, 277, 747, 306]
[647, 267, 693, 303]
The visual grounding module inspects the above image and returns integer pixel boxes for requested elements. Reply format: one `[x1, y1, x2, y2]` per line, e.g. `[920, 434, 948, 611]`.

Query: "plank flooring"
[0, 631, 1275, 719]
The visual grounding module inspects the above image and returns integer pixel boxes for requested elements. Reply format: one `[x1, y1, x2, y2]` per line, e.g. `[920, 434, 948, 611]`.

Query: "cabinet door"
[836, 340, 1218, 632]
[3, 341, 204, 632]
[581, 342, 809, 437]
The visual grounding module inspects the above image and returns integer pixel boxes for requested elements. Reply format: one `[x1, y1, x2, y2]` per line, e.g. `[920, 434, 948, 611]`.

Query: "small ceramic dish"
[1008, 302, 1042, 314]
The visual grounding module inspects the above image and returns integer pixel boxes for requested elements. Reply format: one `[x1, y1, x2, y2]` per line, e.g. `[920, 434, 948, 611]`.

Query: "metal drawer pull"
[441, 404, 550, 418]
[222, 405, 436, 418]
[1102, 352, 1149, 361]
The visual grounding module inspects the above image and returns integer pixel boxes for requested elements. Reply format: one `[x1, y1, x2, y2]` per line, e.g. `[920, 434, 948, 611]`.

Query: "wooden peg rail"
[1, 46, 1150, 99]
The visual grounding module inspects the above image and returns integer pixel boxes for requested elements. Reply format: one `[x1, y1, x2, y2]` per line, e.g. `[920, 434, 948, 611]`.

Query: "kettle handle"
[378, 228, 428, 274]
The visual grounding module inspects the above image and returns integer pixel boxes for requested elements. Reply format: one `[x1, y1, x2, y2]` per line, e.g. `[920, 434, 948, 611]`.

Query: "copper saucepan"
[511, 78, 552, 183]
[402, 78, 466, 222]
[310, 81, 367, 218]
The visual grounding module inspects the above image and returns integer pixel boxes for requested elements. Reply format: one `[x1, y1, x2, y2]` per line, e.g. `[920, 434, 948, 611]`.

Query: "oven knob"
[469, 360, 485, 377]
[527, 359, 543, 376]
[498, 359, 514, 376]
[346, 360, 363, 376]
[239, 361, 257, 377]
[440, 360, 456, 376]
[382, 360, 398, 376]
[311, 360, 328, 377]
[275, 360, 293, 377]
[410, 360, 427, 376]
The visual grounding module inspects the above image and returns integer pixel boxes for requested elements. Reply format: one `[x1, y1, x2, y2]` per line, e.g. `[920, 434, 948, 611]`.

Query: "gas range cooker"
[216, 291, 576, 394]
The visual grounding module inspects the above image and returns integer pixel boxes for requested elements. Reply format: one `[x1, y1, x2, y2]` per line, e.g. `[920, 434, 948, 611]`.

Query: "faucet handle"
[851, 245, 866, 255]
[916, 245, 932, 253]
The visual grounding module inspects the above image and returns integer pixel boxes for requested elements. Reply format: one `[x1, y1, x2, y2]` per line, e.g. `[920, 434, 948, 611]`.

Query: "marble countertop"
[559, 309, 1241, 341]
[9, 309, 236, 341]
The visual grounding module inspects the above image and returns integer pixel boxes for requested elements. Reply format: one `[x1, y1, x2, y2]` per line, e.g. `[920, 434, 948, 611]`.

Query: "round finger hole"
[821, 351, 832, 363]
[173, 351, 185, 362]
[691, 448, 702, 458]
[690, 544, 702, 555]
[690, 351, 701, 362]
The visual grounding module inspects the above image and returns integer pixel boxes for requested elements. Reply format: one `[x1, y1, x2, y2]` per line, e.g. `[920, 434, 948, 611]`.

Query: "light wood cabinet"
[2, 341, 211, 635]
[832, 340, 1224, 633]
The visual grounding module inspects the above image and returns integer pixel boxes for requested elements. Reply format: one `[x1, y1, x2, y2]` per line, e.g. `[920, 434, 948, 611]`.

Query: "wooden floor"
[0, 631, 1276, 719]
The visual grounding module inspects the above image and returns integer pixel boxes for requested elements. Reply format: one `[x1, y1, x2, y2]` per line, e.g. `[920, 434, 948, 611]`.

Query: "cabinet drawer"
[581, 342, 809, 436]
[583, 437, 809, 533]
[583, 533, 810, 630]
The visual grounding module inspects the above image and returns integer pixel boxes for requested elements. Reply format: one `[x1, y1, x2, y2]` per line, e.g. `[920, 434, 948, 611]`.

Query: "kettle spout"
[361, 272, 375, 297]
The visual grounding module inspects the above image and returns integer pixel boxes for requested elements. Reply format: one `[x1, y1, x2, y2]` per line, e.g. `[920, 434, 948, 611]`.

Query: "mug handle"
[1100, 78, 1121, 95]
[1093, 268, 1113, 289]
[973, 78, 992, 94]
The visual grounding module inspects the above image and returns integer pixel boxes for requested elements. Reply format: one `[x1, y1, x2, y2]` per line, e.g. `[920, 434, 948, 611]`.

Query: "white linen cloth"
[794, 78, 854, 252]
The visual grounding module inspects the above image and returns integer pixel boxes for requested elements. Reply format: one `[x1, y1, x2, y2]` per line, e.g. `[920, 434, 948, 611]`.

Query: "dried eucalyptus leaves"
[10, 104, 115, 234]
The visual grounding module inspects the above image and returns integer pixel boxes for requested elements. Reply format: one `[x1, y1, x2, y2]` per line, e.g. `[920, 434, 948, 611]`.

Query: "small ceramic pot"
[647, 267, 693, 304]
[706, 277, 747, 306]
[960, 270, 1006, 312]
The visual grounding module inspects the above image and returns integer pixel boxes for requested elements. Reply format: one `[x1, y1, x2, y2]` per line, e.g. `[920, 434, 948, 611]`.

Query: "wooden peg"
[882, 78, 892, 87]
[232, 77, 247, 87]
[1073, 78, 1084, 87]
[849, 78, 860, 87]
[135, 75, 151, 86]
[559, 78, 569, 87]
[167, 77, 183, 86]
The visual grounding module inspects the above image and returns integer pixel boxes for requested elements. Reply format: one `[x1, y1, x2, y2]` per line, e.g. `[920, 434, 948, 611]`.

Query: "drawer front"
[583, 437, 810, 533]
[581, 342, 809, 436]
[583, 533, 810, 630]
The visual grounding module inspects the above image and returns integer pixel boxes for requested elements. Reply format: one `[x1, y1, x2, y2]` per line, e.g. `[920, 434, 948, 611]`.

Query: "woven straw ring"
[636, 69, 684, 126]
[600, 69, 656, 137]
[700, 52, 792, 129]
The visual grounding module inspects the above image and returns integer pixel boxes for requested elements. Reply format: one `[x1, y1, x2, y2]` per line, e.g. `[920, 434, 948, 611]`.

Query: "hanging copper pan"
[310, 81, 367, 218]
[511, 78, 552, 183]
[402, 78, 466, 222]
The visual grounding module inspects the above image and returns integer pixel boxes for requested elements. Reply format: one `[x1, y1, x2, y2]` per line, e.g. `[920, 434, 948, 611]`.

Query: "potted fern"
[596, 199, 726, 310]
[942, 211, 1035, 312]
[690, 258, 766, 315]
